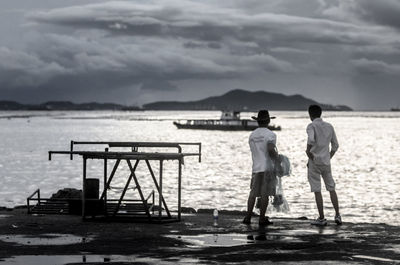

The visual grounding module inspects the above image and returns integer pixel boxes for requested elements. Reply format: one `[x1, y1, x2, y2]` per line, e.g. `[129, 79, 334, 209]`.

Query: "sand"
[0, 208, 399, 264]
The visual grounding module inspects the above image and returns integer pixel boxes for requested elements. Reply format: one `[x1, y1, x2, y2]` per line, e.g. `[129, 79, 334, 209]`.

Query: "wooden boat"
[173, 111, 281, 131]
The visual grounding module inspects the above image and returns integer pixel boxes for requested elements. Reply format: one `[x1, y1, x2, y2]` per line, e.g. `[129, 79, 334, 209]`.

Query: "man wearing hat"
[243, 110, 278, 225]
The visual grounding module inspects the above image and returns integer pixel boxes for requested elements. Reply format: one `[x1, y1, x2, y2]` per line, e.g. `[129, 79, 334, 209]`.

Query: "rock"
[197, 209, 214, 214]
[14, 205, 27, 209]
[181, 207, 197, 213]
[218, 210, 247, 216]
[50, 188, 82, 199]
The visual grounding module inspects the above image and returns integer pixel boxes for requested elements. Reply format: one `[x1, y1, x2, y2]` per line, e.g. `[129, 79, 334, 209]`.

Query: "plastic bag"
[268, 177, 290, 213]
[275, 154, 291, 177]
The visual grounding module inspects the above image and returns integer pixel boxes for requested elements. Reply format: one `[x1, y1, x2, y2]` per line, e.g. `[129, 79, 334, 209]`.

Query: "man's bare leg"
[314, 192, 324, 219]
[259, 195, 269, 221]
[329, 190, 340, 215]
[243, 194, 256, 223]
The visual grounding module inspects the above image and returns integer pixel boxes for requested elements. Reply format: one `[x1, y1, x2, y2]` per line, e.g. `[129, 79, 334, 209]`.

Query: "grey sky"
[0, 0, 399, 110]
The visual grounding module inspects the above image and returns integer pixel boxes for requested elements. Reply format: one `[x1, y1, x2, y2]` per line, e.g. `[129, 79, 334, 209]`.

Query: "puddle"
[353, 255, 400, 263]
[383, 244, 400, 254]
[1, 255, 202, 265]
[0, 214, 10, 219]
[166, 233, 303, 248]
[0, 234, 93, 246]
[277, 228, 338, 236]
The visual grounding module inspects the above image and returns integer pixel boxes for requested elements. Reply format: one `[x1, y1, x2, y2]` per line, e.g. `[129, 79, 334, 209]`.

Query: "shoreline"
[1, 208, 399, 264]
[2, 205, 397, 226]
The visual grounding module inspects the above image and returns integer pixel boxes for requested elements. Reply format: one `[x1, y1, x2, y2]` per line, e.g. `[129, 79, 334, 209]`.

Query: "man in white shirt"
[243, 110, 278, 226]
[306, 105, 342, 226]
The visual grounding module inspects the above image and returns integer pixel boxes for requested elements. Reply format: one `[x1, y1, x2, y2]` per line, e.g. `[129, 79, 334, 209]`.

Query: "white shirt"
[249, 127, 277, 173]
[306, 118, 339, 166]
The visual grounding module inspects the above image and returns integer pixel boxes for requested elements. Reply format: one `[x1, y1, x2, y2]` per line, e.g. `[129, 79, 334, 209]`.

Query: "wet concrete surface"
[0, 233, 93, 246]
[0, 208, 399, 264]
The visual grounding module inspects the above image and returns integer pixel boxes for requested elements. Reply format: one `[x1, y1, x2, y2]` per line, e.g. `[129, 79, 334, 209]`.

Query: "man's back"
[249, 127, 276, 173]
[307, 118, 339, 166]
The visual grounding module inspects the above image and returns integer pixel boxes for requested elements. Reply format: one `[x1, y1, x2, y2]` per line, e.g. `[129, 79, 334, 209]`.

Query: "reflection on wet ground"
[1, 211, 399, 265]
[273, 227, 338, 236]
[1, 255, 202, 265]
[0, 234, 93, 246]
[352, 255, 400, 263]
[166, 232, 304, 248]
[384, 244, 400, 254]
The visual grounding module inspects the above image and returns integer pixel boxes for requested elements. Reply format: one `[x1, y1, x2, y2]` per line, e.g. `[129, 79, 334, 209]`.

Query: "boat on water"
[391, 108, 400, 111]
[173, 111, 281, 131]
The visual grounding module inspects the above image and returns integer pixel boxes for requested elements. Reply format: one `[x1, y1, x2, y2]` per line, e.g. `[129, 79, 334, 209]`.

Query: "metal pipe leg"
[104, 148, 108, 217]
[82, 157, 87, 220]
[178, 159, 182, 221]
[159, 160, 163, 220]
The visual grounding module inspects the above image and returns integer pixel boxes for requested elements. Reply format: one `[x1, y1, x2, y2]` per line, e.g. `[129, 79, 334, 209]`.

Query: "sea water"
[0, 110, 399, 225]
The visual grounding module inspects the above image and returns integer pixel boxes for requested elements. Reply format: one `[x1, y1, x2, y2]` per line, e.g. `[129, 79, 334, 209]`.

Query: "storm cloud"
[0, 0, 399, 109]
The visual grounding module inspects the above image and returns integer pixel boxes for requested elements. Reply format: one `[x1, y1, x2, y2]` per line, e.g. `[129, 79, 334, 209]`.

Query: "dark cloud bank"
[0, 0, 400, 109]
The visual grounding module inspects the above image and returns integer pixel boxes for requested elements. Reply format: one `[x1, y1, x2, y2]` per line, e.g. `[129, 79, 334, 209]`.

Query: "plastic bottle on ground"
[213, 209, 218, 226]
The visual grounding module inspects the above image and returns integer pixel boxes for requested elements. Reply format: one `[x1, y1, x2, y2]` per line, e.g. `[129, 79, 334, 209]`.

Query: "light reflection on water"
[0, 111, 399, 225]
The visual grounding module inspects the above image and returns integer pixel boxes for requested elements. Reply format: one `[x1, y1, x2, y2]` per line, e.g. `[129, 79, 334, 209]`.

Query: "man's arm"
[306, 124, 315, 160]
[267, 142, 278, 161]
[306, 144, 314, 160]
[330, 127, 339, 158]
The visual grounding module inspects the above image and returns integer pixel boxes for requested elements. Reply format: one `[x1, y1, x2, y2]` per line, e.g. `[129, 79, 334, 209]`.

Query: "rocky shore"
[0, 207, 399, 264]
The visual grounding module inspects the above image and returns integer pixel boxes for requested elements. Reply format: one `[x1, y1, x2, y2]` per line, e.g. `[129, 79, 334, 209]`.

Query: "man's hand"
[306, 150, 314, 160]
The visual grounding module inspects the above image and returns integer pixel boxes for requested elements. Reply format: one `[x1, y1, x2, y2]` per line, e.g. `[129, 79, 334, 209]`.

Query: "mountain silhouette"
[143, 89, 352, 111]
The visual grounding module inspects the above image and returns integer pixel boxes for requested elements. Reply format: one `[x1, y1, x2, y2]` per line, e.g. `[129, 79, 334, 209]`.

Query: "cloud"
[27, 1, 400, 69]
[358, 0, 400, 30]
[270, 47, 311, 54]
[321, 0, 400, 30]
[2, 0, 306, 94]
[29, 1, 399, 46]
[140, 80, 177, 91]
[0, 0, 400, 107]
[351, 58, 400, 75]
[0, 46, 68, 88]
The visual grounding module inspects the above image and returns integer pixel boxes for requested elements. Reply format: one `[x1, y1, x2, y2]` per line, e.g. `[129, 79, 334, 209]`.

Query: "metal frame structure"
[32, 141, 201, 222]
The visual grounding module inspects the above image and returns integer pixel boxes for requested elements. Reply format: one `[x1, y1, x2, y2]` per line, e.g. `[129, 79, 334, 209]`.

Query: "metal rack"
[28, 141, 201, 223]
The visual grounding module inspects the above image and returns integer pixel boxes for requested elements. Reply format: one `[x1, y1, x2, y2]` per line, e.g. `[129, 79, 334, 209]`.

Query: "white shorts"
[307, 160, 335, 192]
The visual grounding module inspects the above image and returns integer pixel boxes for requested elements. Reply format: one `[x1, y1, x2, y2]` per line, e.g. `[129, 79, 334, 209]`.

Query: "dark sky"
[1, 0, 400, 110]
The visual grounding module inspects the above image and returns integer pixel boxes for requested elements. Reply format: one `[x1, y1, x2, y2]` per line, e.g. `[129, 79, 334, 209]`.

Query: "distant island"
[0, 89, 352, 111]
[143, 89, 352, 111]
[0, 101, 140, 111]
